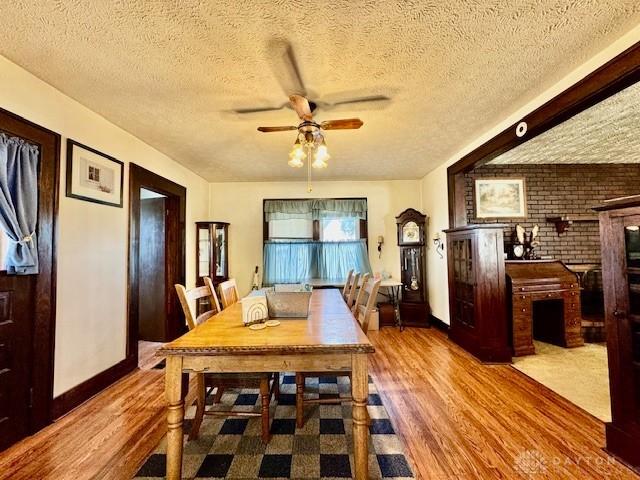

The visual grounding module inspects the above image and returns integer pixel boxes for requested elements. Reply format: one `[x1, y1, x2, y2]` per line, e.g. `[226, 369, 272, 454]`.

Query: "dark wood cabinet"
[196, 222, 229, 286]
[396, 209, 430, 327]
[444, 224, 511, 363]
[595, 196, 640, 471]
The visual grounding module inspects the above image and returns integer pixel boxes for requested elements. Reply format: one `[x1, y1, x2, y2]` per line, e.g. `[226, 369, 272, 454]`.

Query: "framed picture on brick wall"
[474, 178, 526, 218]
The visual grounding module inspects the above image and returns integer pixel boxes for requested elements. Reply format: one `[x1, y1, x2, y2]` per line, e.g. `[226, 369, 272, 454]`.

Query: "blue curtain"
[263, 240, 371, 285]
[0, 134, 39, 274]
[263, 241, 316, 284]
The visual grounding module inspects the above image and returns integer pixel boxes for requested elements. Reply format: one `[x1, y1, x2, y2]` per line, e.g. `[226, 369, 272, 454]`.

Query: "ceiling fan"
[235, 41, 385, 190]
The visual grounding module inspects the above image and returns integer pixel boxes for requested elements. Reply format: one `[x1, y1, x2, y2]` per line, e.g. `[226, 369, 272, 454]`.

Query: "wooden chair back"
[342, 269, 354, 299]
[219, 278, 240, 309]
[355, 278, 381, 334]
[345, 272, 361, 308]
[175, 277, 221, 331]
[351, 273, 370, 314]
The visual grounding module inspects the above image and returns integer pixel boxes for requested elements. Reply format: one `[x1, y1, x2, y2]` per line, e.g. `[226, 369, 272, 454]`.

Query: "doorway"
[0, 108, 59, 451]
[128, 165, 186, 366]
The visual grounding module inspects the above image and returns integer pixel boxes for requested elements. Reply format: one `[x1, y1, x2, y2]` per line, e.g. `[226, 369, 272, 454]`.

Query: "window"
[320, 217, 359, 242]
[268, 218, 313, 239]
[263, 198, 371, 284]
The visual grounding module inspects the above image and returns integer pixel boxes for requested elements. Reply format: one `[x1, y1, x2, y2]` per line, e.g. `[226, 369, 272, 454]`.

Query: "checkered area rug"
[134, 373, 413, 479]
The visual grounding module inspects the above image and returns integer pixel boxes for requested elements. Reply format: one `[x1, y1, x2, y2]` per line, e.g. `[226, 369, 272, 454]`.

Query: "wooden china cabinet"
[196, 222, 229, 286]
[196, 222, 229, 312]
[594, 196, 640, 471]
[444, 224, 511, 363]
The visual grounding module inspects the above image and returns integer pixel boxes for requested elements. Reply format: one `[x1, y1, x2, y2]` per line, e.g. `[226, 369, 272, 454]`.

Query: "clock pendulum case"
[396, 208, 431, 327]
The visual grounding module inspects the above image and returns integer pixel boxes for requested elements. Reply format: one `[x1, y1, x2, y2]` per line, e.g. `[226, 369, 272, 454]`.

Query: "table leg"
[351, 353, 369, 480]
[165, 356, 184, 480]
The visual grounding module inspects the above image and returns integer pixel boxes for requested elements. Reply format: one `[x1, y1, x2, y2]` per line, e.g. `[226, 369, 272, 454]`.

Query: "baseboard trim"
[430, 315, 449, 332]
[52, 355, 137, 419]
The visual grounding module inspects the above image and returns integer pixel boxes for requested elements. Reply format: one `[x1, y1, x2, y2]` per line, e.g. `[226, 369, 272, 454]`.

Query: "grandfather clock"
[396, 208, 430, 327]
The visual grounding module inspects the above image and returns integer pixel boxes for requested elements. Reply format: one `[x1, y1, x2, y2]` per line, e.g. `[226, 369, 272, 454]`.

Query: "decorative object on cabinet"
[66, 139, 124, 207]
[396, 208, 430, 328]
[594, 195, 640, 471]
[444, 224, 511, 363]
[474, 178, 526, 219]
[505, 260, 583, 356]
[511, 224, 540, 260]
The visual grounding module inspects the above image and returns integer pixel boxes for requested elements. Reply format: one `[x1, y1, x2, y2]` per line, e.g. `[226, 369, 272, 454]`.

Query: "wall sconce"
[433, 232, 444, 259]
[377, 235, 384, 258]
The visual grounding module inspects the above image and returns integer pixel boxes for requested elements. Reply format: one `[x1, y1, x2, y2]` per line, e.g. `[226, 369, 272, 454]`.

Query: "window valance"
[264, 198, 367, 221]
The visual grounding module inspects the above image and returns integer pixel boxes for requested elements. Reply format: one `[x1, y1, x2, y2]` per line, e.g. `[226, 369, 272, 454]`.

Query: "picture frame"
[66, 139, 124, 207]
[474, 178, 526, 219]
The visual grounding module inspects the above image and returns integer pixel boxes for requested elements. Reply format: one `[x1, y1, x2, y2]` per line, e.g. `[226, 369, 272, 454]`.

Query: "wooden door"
[0, 109, 58, 451]
[0, 270, 35, 449]
[138, 196, 167, 341]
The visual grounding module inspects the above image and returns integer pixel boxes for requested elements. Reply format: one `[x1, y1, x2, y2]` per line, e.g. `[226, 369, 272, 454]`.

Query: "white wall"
[0, 55, 209, 396]
[421, 24, 640, 325]
[208, 180, 422, 295]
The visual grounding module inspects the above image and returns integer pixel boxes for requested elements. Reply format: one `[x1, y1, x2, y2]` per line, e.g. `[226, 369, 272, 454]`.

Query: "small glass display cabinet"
[196, 222, 229, 286]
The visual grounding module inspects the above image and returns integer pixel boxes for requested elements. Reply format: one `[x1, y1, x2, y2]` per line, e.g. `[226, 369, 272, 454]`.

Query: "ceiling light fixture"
[287, 130, 330, 192]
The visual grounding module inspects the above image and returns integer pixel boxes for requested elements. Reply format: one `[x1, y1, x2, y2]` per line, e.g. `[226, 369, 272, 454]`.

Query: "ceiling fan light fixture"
[312, 142, 330, 169]
[288, 157, 304, 168]
[288, 138, 306, 167]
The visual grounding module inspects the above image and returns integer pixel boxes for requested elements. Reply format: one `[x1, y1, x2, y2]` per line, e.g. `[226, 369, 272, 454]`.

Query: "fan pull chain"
[307, 143, 313, 192]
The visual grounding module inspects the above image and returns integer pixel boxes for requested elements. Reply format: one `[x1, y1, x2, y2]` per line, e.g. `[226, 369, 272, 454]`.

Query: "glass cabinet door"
[214, 224, 226, 278]
[452, 238, 475, 327]
[198, 225, 211, 279]
[625, 224, 640, 372]
[624, 217, 640, 418]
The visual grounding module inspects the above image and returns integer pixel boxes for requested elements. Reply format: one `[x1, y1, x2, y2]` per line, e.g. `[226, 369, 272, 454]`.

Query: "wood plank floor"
[0, 328, 637, 479]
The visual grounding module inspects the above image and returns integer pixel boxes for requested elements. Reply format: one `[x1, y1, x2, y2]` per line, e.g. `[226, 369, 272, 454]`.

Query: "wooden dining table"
[157, 288, 375, 480]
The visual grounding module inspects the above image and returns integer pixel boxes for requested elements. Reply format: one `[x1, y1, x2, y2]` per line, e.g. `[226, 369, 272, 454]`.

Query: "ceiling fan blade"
[289, 94, 313, 121]
[329, 95, 391, 109]
[257, 126, 298, 132]
[320, 118, 364, 130]
[233, 104, 287, 115]
[267, 39, 306, 97]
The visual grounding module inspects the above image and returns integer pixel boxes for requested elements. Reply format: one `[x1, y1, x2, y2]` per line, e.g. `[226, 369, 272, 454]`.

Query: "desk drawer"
[513, 283, 577, 293]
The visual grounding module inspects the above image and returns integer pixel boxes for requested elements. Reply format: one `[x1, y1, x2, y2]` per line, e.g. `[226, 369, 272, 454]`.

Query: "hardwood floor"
[367, 328, 637, 479]
[0, 328, 637, 479]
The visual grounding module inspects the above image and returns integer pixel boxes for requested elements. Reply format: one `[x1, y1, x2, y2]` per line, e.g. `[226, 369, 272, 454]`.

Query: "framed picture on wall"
[474, 178, 526, 218]
[66, 139, 124, 207]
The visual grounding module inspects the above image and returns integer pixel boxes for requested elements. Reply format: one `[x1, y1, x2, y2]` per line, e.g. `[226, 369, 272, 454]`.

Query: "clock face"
[513, 244, 524, 258]
[402, 221, 420, 244]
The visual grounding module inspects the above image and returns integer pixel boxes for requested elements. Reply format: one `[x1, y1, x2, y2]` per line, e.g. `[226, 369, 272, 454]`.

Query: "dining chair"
[342, 269, 354, 300]
[218, 278, 240, 309]
[345, 272, 361, 309]
[351, 273, 370, 314]
[175, 278, 279, 442]
[295, 277, 381, 427]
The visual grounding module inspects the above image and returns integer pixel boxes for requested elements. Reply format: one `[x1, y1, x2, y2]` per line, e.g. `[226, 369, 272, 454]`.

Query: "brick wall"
[465, 164, 640, 264]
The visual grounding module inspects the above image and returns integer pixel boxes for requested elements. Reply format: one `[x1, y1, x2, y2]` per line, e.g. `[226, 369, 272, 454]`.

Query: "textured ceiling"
[1, 2, 640, 181]
[490, 81, 640, 165]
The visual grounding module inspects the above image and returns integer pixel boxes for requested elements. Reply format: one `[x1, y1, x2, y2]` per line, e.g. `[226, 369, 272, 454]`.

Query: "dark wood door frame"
[128, 164, 186, 362]
[0, 107, 59, 435]
[447, 41, 640, 228]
